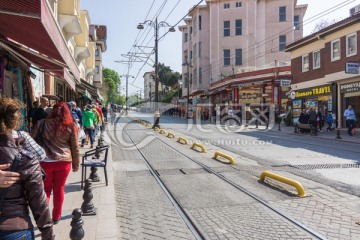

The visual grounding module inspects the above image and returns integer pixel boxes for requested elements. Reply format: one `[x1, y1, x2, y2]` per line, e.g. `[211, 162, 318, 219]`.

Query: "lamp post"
[137, 18, 175, 127]
[120, 74, 134, 115]
[182, 61, 192, 119]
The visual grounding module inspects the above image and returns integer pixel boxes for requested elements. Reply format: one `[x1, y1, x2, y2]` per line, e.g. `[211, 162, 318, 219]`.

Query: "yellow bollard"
[159, 129, 167, 135]
[154, 127, 160, 131]
[167, 132, 175, 138]
[177, 137, 189, 145]
[213, 151, 235, 164]
[259, 171, 307, 197]
[191, 143, 207, 153]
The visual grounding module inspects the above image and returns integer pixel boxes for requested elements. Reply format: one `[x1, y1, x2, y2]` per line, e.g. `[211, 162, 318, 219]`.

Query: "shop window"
[331, 39, 341, 61]
[224, 3, 230, 9]
[224, 49, 230, 66]
[313, 50, 320, 69]
[279, 35, 286, 51]
[302, 55, 309, 72]
[235, 19, 242, 36]
[279, 6, 286, 22]
[224, 21, 230, 37]
[346, 33, 357, 57]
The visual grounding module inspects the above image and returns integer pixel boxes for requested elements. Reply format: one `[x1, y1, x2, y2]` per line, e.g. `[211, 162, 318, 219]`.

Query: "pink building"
[179, 0, 307, 115]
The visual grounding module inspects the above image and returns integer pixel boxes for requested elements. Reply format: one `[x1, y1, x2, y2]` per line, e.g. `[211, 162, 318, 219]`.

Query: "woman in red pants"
[32, 102, 79, 224]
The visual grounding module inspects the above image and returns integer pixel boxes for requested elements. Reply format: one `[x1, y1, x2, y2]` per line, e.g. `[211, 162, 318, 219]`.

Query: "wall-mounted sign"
[294, 85, 331, 98]
[345, 62, 360, 74]
[241, 93, 260, 99]
[340, 81, 360, 93]
[280, 79, 291, 87]
[238, 81, 264, 87]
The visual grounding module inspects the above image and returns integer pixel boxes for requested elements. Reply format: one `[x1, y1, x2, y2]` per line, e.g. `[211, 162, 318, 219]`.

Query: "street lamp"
[137, 18, 175, 127]
[182, 61, 193, 119]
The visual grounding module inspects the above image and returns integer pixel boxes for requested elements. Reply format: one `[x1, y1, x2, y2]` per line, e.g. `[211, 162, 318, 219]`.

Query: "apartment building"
[179, 0, 307, 115]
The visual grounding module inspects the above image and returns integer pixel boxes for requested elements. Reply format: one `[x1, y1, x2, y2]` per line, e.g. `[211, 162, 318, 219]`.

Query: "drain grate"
[126, 170, 151, 177]
[293, 163, 360, 170]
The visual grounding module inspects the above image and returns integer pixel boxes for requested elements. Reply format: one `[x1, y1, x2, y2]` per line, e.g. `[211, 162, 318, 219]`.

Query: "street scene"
[0, 0, 360, 240]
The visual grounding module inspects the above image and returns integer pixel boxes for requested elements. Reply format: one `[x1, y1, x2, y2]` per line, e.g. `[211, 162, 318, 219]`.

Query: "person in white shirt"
[344, 105, 356, 136]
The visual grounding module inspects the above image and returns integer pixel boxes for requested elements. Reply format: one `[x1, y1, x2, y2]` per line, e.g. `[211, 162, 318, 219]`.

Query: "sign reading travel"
[294, 85, 331, 98]
[345, 62, 360, 74]
[340, 81, 360, 93]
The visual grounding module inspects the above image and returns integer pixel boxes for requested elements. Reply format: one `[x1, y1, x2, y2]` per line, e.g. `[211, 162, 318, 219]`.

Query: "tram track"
[120, 117, 327, 240]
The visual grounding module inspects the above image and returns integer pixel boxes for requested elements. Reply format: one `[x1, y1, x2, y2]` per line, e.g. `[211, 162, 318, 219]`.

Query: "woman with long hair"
[32, 102, 79, 224]
[0, 97, 54, 239]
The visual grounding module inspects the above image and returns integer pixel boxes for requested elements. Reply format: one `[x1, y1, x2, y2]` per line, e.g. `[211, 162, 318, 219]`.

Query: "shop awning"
[0, 0, 80, 85]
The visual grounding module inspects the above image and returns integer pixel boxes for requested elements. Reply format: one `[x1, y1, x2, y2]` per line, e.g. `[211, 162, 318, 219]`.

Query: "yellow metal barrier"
[259, 171, 307, 197]
[213, 151, 235, 164]
[159, 129, 167, 135]
[167, 132, 175, 138]
[154, 127, 160, 131]
[191, 143, 207, 153]
[177, 137, 189, 145]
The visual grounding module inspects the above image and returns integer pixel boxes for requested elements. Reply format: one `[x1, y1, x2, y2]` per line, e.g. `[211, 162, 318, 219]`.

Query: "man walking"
[32, 97, 49, 128]
[344, 105, 356, 136]
[308, 108, 317, 133]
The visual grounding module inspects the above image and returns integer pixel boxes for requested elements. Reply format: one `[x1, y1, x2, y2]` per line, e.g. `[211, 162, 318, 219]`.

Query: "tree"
[312, 19, 338, 33]
[102, 68, 122, 104]
[158, 63, 181, 87]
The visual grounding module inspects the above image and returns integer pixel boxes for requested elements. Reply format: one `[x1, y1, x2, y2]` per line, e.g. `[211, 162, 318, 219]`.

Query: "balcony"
[74, 11, 90, 64]
[57, 0, 81, 41]
[85, 42, 96, 77]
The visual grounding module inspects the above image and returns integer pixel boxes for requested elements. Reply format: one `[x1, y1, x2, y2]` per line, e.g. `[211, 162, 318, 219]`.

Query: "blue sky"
[81, 0, 360, 97]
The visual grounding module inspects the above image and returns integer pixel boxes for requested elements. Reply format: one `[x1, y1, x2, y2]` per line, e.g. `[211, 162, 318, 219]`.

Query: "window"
[199, 15, 202, 30]
[224, 21, 230, 37]
[235, 48, 242, 65]
[279, 35, 286, 51]
[184, 33, 188, 43]
[224, 3, 230, 9]
[313, 50, 320, 69]
[199, 68, 202, 84]
[331, 39, 341, 61]
[224, 49, 230, 66]
[279, 6, 286, 22]
[95, 66, 99, 73]
[235, 19, 242, 36]
[302, 55, 309, 72]
[236, 2, 242, 7]
[184, 55, 188, 63]
[347, 33, 357, 57]
[294, 15, 299, 30]
[95, 49, 99, 56]
[190, 50, 193, 59]
[199, 42, 202, 58]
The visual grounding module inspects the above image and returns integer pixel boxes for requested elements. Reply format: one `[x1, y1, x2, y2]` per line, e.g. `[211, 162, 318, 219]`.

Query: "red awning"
[0, 0, 80, 85]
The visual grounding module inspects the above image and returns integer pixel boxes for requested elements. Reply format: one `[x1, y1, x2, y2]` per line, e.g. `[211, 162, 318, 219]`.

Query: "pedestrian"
[32, 97, 49, 127]
[31, 102, 80, 225]
[344, 104, 356, 136]
[317, 108, 325, 132]
[101, 104, 108, 122]
[72, 102, 83, 127]
[28, 100, 39, 130]
[92, 104, 101, 137]
[110, 107, 116, 125]
[308, 108, 317, 132]
[82, 105, 96, 148]
[0, 97, 54, 239]
[326, 112, 333, 131]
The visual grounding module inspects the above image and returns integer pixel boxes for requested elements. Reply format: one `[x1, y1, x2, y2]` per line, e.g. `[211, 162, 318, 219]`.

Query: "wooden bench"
[295, 123, 317, 135]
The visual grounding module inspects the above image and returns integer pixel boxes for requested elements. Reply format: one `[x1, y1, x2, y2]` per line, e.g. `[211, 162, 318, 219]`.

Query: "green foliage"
[102, 68, 122, 104]
[158, 63, 181, 87]
[161, 89, 178, 103]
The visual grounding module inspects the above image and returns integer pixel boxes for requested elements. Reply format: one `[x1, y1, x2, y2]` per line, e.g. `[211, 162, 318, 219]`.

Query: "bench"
[295, 123, 317, 135]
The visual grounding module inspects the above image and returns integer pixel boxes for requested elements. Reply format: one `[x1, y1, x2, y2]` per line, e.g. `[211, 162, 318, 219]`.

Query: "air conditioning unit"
[350, 4, 360, 16]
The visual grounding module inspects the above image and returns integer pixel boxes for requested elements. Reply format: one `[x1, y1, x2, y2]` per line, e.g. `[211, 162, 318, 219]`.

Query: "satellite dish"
[289, 91, 296, 100]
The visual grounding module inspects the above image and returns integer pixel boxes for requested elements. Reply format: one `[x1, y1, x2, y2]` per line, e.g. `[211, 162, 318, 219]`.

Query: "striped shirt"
[12, 130, 46, 161]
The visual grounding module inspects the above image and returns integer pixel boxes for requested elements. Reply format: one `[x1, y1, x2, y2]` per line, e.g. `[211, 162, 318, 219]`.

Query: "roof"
[286, 12, 360, 52]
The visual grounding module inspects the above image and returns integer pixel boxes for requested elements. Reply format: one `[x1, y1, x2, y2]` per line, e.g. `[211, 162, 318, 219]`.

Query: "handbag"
[78, 127, 86, 140]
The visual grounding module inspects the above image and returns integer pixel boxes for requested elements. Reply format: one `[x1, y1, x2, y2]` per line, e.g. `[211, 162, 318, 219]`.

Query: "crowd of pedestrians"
[0, 96, 110, 239]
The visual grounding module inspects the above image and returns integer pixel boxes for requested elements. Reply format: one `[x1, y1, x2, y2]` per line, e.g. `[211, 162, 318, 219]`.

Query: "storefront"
[291, 84, 332, 123]
[339, 80, 360, 128]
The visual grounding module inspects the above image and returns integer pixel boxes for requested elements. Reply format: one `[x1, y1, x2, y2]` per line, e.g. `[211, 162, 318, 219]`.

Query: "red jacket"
[95, 106, 103, 119]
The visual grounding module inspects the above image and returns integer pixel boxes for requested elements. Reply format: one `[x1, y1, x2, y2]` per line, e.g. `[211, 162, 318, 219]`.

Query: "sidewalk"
[35, 134, 118, 240]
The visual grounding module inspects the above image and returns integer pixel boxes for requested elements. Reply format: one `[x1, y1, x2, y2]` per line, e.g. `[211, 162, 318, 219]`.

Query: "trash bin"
[153, 111, 160, 128]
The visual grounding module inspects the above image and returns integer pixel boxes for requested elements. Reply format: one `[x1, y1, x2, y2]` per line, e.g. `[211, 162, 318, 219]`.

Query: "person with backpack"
[32, 102, 79, 225]
[0, 97, 54, 239]
[326, 112, 333, 131]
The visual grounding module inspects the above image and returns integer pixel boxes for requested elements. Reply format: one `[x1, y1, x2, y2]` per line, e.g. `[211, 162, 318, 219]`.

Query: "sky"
[80, 0, 360, 97]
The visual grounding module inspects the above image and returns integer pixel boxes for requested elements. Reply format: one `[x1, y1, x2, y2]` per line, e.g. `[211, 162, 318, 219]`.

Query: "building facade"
[286, 11, 360, 128]
[179, 0, 307, 116]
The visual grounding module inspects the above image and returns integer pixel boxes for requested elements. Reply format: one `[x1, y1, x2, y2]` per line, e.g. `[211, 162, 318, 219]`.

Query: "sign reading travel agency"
[294, 85, 331, 98]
